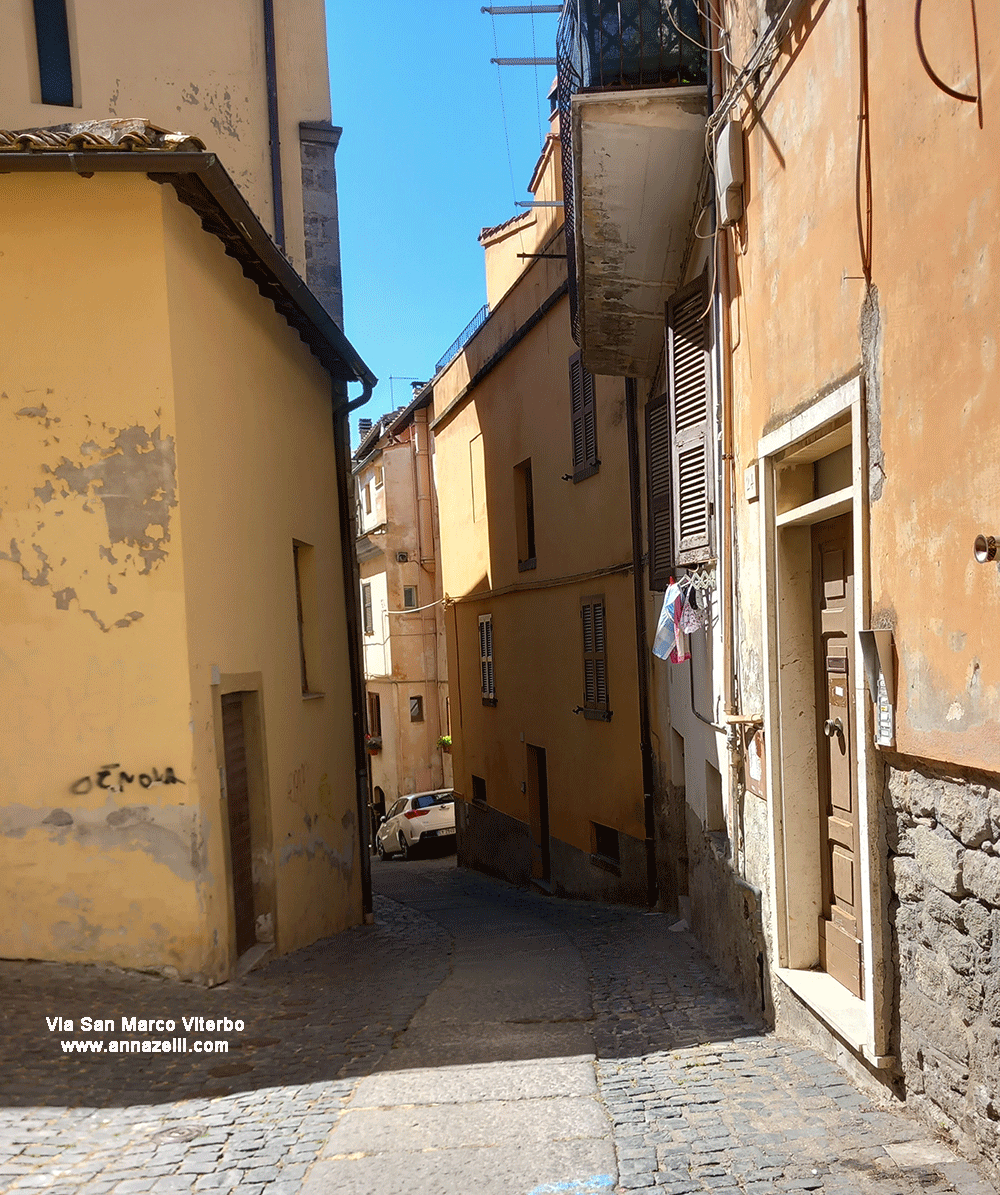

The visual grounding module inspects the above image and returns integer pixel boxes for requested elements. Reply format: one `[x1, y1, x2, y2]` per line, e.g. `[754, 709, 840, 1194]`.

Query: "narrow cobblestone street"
[0, 856, 995, 1195]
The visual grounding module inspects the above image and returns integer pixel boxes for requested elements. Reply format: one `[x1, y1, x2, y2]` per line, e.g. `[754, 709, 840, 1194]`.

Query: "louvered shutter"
[667, 275, 712, 564]
[581, 596, 609, 713]
[479, 614, 495, 701]
[569, 353, 598, 476]
[645, 392, 673, 590]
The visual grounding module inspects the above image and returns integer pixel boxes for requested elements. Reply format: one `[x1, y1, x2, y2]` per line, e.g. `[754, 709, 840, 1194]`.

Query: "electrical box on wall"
[715, 119, 745, 228]
[859, 629, 896, 748]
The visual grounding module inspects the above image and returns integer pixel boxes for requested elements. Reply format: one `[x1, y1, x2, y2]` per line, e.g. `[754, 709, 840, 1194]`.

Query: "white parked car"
[375, 790, 456, 860]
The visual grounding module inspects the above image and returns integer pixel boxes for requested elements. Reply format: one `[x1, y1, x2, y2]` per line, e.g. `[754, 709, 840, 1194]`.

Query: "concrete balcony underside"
[571, 86, 707, 379]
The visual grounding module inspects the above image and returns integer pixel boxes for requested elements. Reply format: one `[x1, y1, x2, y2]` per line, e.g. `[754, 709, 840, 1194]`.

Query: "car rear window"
[412, 793, 453, 809]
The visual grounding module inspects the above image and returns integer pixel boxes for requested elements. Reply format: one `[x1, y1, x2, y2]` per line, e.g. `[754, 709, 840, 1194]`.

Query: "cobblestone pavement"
[0, 854, 996, 1195]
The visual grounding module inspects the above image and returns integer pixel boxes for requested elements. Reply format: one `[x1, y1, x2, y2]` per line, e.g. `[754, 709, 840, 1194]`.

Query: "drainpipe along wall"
[262, 0, 286, 251]
[625, 376, 659, 908]
[332, 381, 373, 921]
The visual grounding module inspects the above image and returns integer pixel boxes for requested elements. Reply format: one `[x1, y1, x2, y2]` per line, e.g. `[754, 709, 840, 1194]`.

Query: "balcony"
[557, 0, 709, 377]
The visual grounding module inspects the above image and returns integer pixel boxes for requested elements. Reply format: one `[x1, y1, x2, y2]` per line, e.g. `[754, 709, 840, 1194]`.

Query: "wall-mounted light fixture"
[974, 534, 997, 564]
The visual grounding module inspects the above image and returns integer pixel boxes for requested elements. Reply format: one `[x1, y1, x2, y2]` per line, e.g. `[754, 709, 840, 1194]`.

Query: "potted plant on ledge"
[365, 734, 382, 756]
[436, 735, 452, 754]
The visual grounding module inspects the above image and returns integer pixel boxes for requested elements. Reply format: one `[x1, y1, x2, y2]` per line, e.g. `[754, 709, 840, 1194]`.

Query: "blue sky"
[327, 2, 561, 436]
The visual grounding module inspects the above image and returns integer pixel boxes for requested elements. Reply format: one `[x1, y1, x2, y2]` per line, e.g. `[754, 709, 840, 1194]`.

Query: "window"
[591, 821, 621, 873]
[667, 274, 712, 565]
[362, 582, 373, 635]
[569, 352, 599, 481]
[403, 586, 417, 609]
[581, 596, 610, 720]
[478, 614, 495, 704]
[364, 483, 372, 515]
[646, 391, 674, 590]
[409, 695, 424, 722]
[292, 542, 320, 695]
[367, 691, 381, 737]
[514, 458, 536, 571]
[471, 775, 487, 806]
[33, 0, 74, 107]
[374, 465, 384, 489]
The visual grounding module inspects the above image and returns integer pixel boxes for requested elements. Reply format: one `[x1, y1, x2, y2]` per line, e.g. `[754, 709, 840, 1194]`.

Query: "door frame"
[757, 374, 891, 1066]
[213, 672, 275, 969]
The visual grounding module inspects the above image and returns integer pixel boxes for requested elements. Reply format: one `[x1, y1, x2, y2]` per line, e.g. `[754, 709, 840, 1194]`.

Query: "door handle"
[823, 718, 843, 738]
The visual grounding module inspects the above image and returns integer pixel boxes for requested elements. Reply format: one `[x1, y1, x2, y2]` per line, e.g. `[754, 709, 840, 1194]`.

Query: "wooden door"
[222, 693, 256, 957]
[812, 515, 863, 998]
[526, 745, 550, 882]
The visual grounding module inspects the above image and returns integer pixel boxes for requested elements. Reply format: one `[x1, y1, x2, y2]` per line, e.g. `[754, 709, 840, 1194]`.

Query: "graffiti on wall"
[70, 765, 185, 795]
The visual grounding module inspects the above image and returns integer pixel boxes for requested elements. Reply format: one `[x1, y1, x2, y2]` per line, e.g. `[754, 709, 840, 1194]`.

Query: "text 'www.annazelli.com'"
[60, 1038, 228, 1054]
[48, 1016, 246, 1056]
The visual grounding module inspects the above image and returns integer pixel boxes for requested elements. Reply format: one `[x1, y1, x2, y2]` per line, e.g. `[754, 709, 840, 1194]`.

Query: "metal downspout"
[262, 0, 286, 251]
[625, 376, 658, 908]
[332, 381, 373, 922]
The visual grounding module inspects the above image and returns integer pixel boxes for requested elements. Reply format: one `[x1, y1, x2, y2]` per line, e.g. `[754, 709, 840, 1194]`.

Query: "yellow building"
[0, 124, 376, 983]
[353, 396, 452, 824]
[431, 127, 651, 902]
[1, 0, 342, 316]
[557, 0, 1000, 1178]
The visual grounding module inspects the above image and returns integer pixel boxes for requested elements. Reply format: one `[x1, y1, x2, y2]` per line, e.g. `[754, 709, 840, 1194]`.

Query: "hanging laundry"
[652, 582, 691, 663]
[679, 583, 709, 634]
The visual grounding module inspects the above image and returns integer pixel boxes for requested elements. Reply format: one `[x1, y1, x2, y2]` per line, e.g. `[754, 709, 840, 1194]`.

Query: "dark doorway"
[222, 692, 256, 958]
[526, 745, 550, 882]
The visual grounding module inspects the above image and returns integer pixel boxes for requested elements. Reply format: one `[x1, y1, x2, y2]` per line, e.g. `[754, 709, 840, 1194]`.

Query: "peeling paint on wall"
[0, 799, 205, 884]
[859, 286, 885, 502]
[0, 409, 177, 629]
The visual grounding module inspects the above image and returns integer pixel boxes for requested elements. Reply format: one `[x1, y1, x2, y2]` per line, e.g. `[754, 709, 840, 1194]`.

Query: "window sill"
[518, 558, 537, 572]
[572, 462, 600, 483]
[302, 691, 325, 701]
[775, 968, 893, 1068]
[590, 853, 621, 876]
[482, 697, 497, 707]
[583, 708, 612, 722]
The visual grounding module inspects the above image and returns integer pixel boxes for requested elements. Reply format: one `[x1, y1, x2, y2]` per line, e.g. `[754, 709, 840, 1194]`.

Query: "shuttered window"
[645, 392, 674, 590]
[362, 582, 373, 635]
[569, 353, 599, 481]
[581, 596, 610, 719]
[479, 614, 495, 703]
[667, 275, 713, 565]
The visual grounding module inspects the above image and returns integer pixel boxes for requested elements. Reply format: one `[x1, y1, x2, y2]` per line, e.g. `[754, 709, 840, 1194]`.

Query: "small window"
[293, 541, 319, 695]
[479, 614, 495, 703]
[410, 695, 424, 722]
[581, 596, 610, 719]
[367, 691, 381, 736]
[374, 465, 384, 489]
[364, 483, 372, 515]
[362, 582, 373, 635]
[592, 821, 621, 873]
[569, 352, 599, 481]
[403, 586, 417, 609]
[471, 775, 487, 806]
[514, 458, 536, 571]
[33, 0, 74, 107]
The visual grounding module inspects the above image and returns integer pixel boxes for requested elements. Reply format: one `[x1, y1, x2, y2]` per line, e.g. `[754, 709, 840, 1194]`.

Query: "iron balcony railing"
[435, 303, 491, 375]
[556, 0, 709, 344]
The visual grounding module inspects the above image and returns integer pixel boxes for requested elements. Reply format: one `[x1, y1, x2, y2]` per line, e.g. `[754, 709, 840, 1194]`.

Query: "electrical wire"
[490, 11, 519, 205]
[385, 598, 446, 615]
[530, 6, 544, 146]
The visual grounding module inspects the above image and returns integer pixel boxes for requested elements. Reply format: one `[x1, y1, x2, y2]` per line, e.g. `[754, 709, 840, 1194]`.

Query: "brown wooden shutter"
[645, 391, 673, 590]
[582, 596, 609, 716]
[479, 614, 495, 700]
[569, 352, 598, 477]
[666, 275, 712, 564]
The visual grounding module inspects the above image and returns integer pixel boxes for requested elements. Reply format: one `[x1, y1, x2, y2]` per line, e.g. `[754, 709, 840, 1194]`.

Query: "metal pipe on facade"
[625, 376, 659, 909]
[332, 382, 373, 922]
[262, 0, 286, 251]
